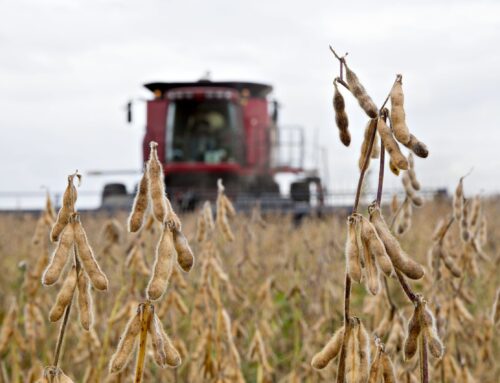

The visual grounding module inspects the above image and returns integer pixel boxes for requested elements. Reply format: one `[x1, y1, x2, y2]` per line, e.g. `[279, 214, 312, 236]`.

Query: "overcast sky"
[1, 0, 499, 208]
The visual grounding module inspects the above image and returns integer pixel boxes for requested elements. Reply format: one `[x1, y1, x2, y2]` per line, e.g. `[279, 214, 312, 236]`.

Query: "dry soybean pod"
[30, 236, 51, 285]
[460, 197, 470, 242]
[369, 204, 424, 280]
[360, 221, 381, 296]
[407, 154, 421, 190]
[147, 225, 176, 301]
[390, 76, 411, 145]
[165, 197, 182, 232]
[45, 191, 56, 222]
[333, 79, 351, 146]
[220, 308, 240, 365]
[404, 304, 421, 360]
[126, 244, 150, 276]
[196, 212, 207, 243]
[425, 328, 444, 361]
[385, 318, 404, 354]
[49, 266, 77, 322]
[428, 240, 444, 278]
[397, 198, 413, 235]
[170, 291, 189, 315]
[345, 319, 361, 383]
[173, 229, 195, 272]
[420, 302, 443, 359]
[134, 247, 151, 276]
[389, 159, 400, 176]
[32, 214, 49, 246]
[77, 271, 94, 331]
[216, 190, 235, 242]
[402, 172, 423, 207]
[358, 119, 379, 170]
[360, 215, 393, 276]
[50, 174, 78, 242]
[158, 320, 182, 367]
[354, 216, 366, 271]
[0, 300, 17, 353]
[373, 309, 393, 338]
[368, 346, 382, 383]
[453, 297, 474, 322]
[203, 200, 215, 229]
[432, 219, 447, 242]
[468, 195, 481, 232]
[58, 370, 75, 383]
[73, 218, 108, 291]
[109, 309, 141, 373]
[146, 307, 181, 368]
[147, 141, 167, 223]
[23, 303, 36, 352]
[439, 244, 461, 278]
[390, 194, 399, 215]
[128, 170, 149, 232]
[402, 134, 429, 158]
[377, 117, 408, 170]
[311, 326, 345, 369]
[491, 288, 500, 325]
[42, 222, 74, 286]
[25, 361, 43, 383]
[346, 216, 362, 283]
[31, 303, 46, 339]
[221, 193, 236, 217]
[345, 64, 378, 118]
[357, 320, 370, 382]
[148, 312, 167, 367]
[381, 351, 397, 383]
[478, 216, 487, 246]
[42, 368, 75, 383]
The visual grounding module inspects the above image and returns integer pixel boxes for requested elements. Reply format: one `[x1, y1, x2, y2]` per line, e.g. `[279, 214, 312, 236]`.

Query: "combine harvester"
[96, 79, 326, 215]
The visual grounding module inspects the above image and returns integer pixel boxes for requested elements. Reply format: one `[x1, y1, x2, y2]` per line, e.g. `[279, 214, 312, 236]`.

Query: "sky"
[1, 0, 499, 208]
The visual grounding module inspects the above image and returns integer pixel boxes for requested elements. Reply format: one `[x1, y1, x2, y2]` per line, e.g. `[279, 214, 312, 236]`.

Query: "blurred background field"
[0, 196, 498, 382]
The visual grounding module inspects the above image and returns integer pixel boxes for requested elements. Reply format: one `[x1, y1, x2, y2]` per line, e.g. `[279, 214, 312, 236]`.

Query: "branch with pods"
[311, 46, 438, 383]
[108, 142, 194, 383]
[38, 171, 110, 382]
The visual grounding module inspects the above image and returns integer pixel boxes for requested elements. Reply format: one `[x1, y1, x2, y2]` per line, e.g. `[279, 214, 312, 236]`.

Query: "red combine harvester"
[101, 79, 324, 213]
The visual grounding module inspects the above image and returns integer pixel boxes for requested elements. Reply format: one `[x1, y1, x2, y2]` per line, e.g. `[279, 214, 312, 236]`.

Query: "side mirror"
[271, 99, 279, 124]
[126, 100, 133, 123]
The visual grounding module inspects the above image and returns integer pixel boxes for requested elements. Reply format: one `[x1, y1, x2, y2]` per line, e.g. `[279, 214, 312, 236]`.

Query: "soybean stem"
[134, 303, 152, 383]
[336, 260, 353, 383]
[0, 362, 8, 383]
[390, 196, 409, 229]
[395, 269, 418, 303]
[329, 45, 345, 61]
[420, 334, 429, 383]
[352, 74, 400, 214]
[383, 276, 396, 311]
[352, 121, 378, 214]
[52, 243, 81, 367]
[377, 139, 385, 205]
[329, 46, 349, 89]
[343, 273, 351, 322]
[379, 74, 401, 113]
[52, 298, 73, 367]
[336, 321, 351, 382]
